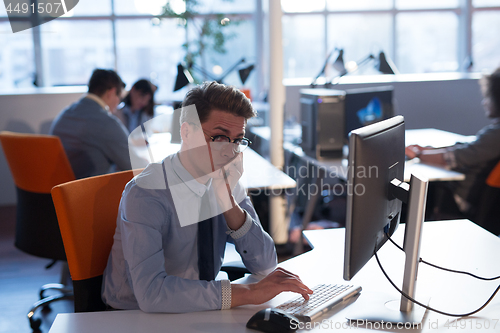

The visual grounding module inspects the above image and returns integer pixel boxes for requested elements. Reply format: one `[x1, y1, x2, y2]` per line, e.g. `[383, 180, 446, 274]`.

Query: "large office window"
[0, 5, 35, 89]
[396, 12, 458, 73]
[115, 18, 185, 102]
[472, 10, 500, 71]
[41, 20, 115, 86]
[282, 15, 325, 79]
[281, 0, 500, 79]
[1, 0, 500, 97]
[0, 22, 35, 89]
[0, 0, 254, 102]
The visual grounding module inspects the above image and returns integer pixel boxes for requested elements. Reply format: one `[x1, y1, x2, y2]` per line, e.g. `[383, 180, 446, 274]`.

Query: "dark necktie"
[198, 191, 215, 281]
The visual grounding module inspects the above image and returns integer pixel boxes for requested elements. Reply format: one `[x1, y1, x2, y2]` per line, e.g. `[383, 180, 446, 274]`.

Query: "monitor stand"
[346, 174, 430, 325]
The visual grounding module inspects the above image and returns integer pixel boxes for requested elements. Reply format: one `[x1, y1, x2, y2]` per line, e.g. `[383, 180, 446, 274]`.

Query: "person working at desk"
[406, 67, 500, 218]
[102, 81, 313, 313]
[50, 69, 138, 179]
[113, 79, 157, 133]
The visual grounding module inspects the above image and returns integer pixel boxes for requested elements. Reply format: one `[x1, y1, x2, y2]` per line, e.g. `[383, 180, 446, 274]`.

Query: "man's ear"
[106, 87, 117, 99]
[100, 87, 116, 107]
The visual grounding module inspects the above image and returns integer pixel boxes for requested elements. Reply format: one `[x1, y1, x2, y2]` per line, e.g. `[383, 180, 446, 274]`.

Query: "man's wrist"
[226, 209, 252, 239]
[230, 283, 253, 308]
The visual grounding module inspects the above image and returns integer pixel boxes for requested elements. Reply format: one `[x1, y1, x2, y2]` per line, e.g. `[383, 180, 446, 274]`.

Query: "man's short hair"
[480, 67, 500, 118]
[180, 81, 256, 125]
[88, 69, 126, 98]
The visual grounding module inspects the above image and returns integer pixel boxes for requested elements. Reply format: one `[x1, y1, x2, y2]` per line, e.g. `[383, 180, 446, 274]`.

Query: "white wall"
[284, 73, 490, 136]
[0, 86, 86, 205]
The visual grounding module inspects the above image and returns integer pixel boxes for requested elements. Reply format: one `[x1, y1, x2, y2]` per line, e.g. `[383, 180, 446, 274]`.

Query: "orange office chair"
[475, 160, 500, 235]
[0, 131, 75, 331]
[486, 160, 500, 188]
[51, 169, 136, 313]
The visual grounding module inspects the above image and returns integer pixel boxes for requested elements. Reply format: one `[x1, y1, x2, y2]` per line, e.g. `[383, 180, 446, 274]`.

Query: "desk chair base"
[27, 289, 74, 332]
[28, 263, 74, 332]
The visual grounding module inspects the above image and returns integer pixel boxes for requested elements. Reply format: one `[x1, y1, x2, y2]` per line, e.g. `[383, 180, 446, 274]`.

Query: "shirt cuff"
[443, 150, 457, 169]
[220, 279, 232, 310]
[225, 209, 252, 240]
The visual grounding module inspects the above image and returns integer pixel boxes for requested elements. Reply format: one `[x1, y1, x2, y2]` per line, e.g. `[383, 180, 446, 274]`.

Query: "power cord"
[385, 232, 500, 281]
[375, 233, 500, 317]
[374, 251, 500, 317]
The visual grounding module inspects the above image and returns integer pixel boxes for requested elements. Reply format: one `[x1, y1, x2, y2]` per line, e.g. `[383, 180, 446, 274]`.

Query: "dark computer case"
[300, 89, 346, 160]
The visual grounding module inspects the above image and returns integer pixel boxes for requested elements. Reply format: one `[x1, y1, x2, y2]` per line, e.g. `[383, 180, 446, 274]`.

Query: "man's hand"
[210, 153, 244, 212]
[405, 144, 448, 166]
[230, 267, 313, 308]
[405, 144, 425, 159]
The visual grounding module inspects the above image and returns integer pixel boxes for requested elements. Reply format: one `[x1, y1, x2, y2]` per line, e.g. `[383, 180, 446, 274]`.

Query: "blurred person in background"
[114, 79, 157, 133]
[406, 67, 500, 231]
[50, 69, 147, 179]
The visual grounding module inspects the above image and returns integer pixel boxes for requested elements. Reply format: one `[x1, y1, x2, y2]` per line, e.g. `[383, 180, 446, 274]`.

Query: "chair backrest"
[51, 169, 136, 312]
[0, 131, 75, 193]
[51, 169, 136, 281]
[486, 160, 500, 188]
[0, 131, 76, 259]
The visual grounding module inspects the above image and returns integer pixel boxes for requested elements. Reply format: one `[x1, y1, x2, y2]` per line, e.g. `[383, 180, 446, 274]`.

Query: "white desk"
[405, 128, 476, 148]
[285, 128, 472, 183]
[49, 220, 500, 332]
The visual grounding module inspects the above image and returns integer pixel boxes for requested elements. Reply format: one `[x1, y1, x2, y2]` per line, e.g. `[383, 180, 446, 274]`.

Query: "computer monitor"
[343, 115, 430, 324]
[344, 86, 394, 142]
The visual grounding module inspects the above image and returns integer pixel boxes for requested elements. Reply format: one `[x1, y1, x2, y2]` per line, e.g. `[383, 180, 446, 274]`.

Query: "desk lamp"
[322, 50, 399, 87]
[377, 51, 399, 75]
[173, 58, 254, 91]
[238, 64, 255, 85]
[311, 48, 347, 87]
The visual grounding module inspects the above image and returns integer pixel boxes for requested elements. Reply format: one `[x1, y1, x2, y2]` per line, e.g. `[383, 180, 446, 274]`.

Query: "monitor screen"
[344, 86, 394, 142]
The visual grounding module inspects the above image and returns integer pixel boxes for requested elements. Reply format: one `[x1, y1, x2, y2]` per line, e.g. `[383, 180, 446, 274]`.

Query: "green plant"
[160, 0, 239, 81]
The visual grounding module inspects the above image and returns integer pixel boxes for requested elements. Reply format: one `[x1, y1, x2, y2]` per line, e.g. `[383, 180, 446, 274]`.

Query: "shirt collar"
[171, 153, 211, 197]
[85, 93, 110, 112]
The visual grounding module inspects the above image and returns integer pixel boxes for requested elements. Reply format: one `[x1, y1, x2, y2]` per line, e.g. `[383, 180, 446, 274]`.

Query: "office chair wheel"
[40, 283, 71, 299]
[41, 304, 52, 313]
[29, 317, 42, 332]
[27, 292, 74, 333]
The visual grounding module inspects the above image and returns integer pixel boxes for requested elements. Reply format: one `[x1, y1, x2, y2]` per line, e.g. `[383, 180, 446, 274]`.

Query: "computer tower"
[300, 89, 346, 160]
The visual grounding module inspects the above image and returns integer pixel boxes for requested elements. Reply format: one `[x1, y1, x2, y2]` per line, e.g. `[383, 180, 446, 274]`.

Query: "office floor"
[0, 205, 73, 333]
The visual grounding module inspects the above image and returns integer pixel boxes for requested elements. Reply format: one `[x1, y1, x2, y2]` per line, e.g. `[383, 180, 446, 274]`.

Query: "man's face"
[201, 109, 246, 172]
[180, 108, 246, 179]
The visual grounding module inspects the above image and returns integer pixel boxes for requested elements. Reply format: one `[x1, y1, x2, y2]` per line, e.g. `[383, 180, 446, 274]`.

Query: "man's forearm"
[419, 149, 447, 166]
[223, 197, 246, 230]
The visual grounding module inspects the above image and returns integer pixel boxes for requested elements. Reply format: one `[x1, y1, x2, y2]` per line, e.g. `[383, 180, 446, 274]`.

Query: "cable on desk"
[385, 232, 500, 281]
[374, 251, 500, 317]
